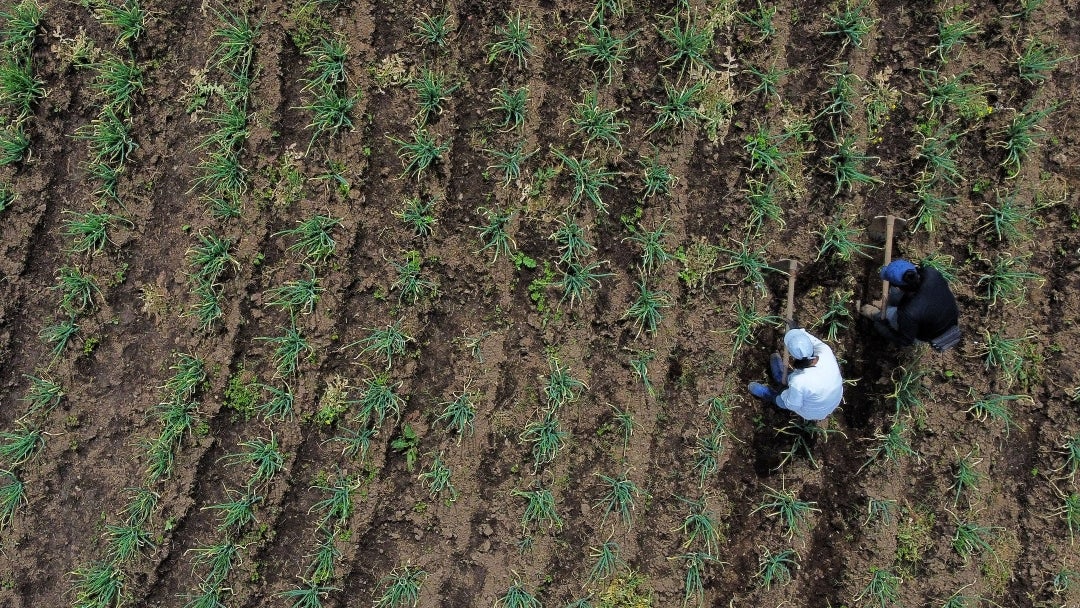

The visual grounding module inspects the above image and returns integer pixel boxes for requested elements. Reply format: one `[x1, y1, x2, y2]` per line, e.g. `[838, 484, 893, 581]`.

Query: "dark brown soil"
[1, 0, 1078, 607]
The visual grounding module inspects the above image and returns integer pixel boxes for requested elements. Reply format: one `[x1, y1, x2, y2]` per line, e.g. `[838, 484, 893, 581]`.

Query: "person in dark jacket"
[860, 259, 961, 352]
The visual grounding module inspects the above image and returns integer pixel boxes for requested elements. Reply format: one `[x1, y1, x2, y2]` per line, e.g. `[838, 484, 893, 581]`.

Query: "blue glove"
[749, 382, 778, 403]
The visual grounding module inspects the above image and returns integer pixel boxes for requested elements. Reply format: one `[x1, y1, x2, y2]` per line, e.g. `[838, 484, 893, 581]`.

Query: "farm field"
[1, 0, 1079, 606]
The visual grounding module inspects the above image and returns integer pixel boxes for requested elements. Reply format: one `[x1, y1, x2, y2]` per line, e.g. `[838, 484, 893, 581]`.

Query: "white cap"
[784, 330, 815, 360]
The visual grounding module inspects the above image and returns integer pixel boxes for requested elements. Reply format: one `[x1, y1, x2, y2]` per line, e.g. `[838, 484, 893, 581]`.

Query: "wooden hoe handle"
[879, 215, 895, 321]
[782, 260, 797, 385]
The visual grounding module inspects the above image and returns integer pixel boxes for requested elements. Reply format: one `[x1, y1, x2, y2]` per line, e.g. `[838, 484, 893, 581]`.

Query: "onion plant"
[258, 323, 313, 378]
[976, 252, 1042, 306]
[978, 329, 1035, 389]
[610, 403, 635, 454]
[121, 487, 158, 528]
[276, 215, 341, 264]
[818, 65, 857, 123]
[51, 266, 101, 316]
[1053, 492, 1080, 541]
[489, 85, 527, 131]
[543, 357, 585, 409]
[418, 453, 456, 501]
[356, 374, 404, 431]
[279, 580, 337, 608]
[816, 288, 853, 342]
[408, 68, 458, 125]
[205, 487, 261, 533]
[638, 149, 676, 199]
[164, 352, 206, 399]
[551, 215, 595, 265]
[552, 148, 617, 214]
[412, 12, 452, 48]
[824, 0, 876, 51]
[864, 497, 897, 526]
[334, 424, 376, 462]
[520, 409, 567, 469]
[495, 582, 542, 608]
[187, 231, 238, 284]
[210, 5, 258, 73]
[21, 374, 64, 415]
[627, 349, 655, 397]
[390, 250, 437, 304]
[311, 474, 359, 528]
[266, 265, 323, 316]
[693, 432, 724, 487]
[436, 387, 478, 439]
[395, 196, 437, 237]
[950, 449, 982, 507]
[827, 132, 880, 195]
[92, 55, 144, 115]
[568, 89, 627, 150]
[486, 141, 534, 185]
[257, 382, 295, 421]
[64, 210, 130, 254]
[966, 393, 1023, 437]
[672, 551, 715, 608]
[861, 420, 919, 470]
[756, 547, 797, 589]
[624, 219, 673, 274]
[0, 182, 15, 212]
[743, 121, 794, 186]
[487, 11, 534, 68]
[814, 215, 874, 262]
[0, 123, 29, 165]
[374, 566, 426, 608]
[106, 522, 154, 563]
[0, 56, 45, 119]
[951, 519, 997, 561]
[854, 568, 901, 608]
[728, 301, 782, 362]
[675, 495, 721, 555]
[301, 82, 360, 149]
[222, 434, 285, 485]
[888, 364, 929, 419]
[558, 259, 610, 308]
[746, 63, 792, 101]
[77, 106, 138, 165]
[744, 177, 783, 234]
[0, 0, 42, 56]
[623, 276, 670, 338]
[932, 10, 981, 62]
[388, 126, 449, 179]
[1057, 434, 1080, 478]
[738, 0, 776, 42]
[587, 540, 625, 584]
[752, 484, 819, 539]
[0, 422, 43, 466]
[512, 486, 562, 532]
[185, 282, 223, 331]
[0, 469, 25, 530]
[912, 176, 955, 233]
[657, 10, 713, 74]
[39, 316, 79, 362]
[71, 559, 126, 608]
[188, 539, 240, 588]
[93, 0, 147, 48]
[595, 472, 643, 529]
[569, 20, 635, 84]
[998, 101, 1057, 178]
[645, 80, 704, 134]
[306, 533, 340, 584]
[719, 239, 777, 296]
[350, 320, 413, 370]
[302, 35, 348, 92]
[473, 206, 515, 262]
[921, 69, 990, 121]
[1017, 36, 1072, 84]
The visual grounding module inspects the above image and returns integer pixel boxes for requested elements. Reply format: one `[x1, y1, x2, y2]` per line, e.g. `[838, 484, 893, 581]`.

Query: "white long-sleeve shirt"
[776, 330, 844, 421]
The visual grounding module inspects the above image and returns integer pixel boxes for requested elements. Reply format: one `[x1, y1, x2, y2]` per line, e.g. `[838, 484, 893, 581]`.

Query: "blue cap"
[784, 330, 815, 359]
[881, 259, 917, 285]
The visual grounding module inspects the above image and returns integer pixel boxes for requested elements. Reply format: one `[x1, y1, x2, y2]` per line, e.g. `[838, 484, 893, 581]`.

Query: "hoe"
[867, 214, 908, 320]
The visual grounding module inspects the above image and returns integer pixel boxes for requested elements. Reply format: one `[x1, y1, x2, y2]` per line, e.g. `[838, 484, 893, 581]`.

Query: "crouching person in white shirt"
[748, 328, 843, 422]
